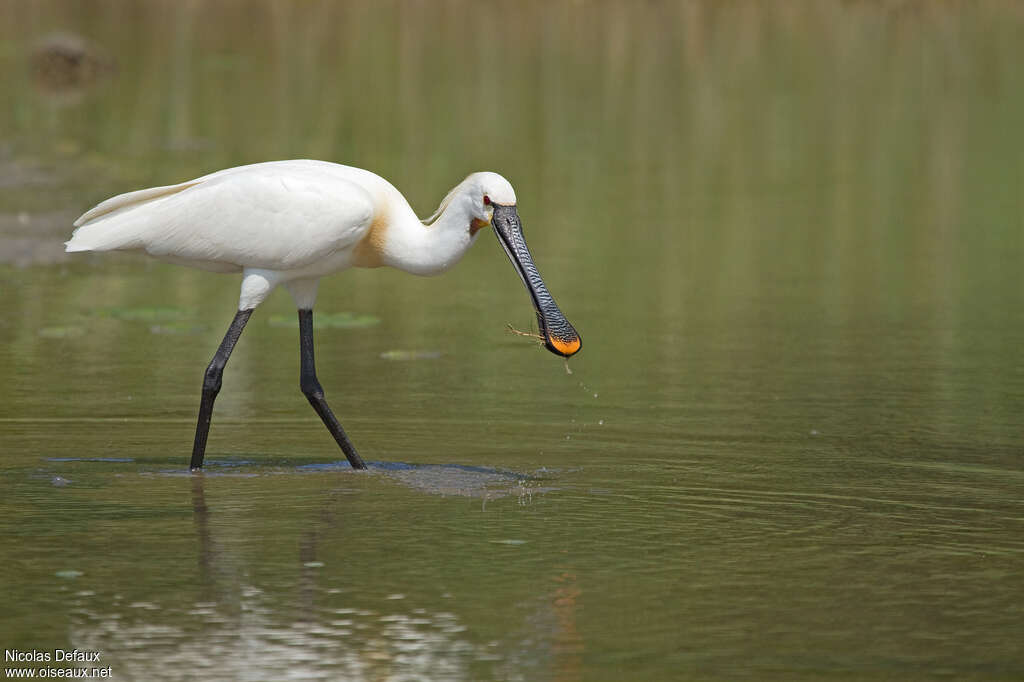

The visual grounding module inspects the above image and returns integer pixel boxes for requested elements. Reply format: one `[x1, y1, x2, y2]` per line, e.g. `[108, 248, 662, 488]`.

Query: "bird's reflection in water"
[65, 471, 582, 680]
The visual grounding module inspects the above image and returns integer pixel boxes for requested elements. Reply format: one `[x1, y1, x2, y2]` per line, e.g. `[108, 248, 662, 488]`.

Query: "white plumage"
[71, 161, 387, 274]
[66, 160, 577, 471]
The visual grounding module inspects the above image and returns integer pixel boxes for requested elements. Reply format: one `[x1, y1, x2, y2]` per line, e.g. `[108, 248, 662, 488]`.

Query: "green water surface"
[1, 2, 1023, 680]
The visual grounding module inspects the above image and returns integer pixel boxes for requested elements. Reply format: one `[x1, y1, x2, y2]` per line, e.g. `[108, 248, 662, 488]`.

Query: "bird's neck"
[383, 188, 478, 276]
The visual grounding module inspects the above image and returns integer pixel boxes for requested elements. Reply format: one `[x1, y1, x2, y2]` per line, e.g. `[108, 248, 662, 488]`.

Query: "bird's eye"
[483, 195, 491, 206]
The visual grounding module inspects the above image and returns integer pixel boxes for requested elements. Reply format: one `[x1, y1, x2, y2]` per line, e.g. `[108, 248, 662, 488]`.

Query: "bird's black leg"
[190, 309, 253, 471]
[298, 309, 367, 469]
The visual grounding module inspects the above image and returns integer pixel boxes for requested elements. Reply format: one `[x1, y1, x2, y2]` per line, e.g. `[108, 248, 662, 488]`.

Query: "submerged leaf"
[149, 322, 209, 335]
[379, 350, 442, 361]
[38, 325, 85, 339]
[99, 306, 194, 322]
[268, 312, 381, 329]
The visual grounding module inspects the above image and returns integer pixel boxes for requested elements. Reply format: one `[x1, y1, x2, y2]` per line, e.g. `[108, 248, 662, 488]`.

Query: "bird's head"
[466, 171, 516, 236]
[465, 172, 582, 359]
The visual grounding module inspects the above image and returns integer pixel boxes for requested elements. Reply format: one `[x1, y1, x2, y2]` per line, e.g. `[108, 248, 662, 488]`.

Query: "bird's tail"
[65, 180, 201, 252]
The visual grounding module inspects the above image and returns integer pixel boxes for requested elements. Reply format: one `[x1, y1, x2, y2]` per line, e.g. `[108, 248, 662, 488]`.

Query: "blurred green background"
[1, 2, 1023, 680]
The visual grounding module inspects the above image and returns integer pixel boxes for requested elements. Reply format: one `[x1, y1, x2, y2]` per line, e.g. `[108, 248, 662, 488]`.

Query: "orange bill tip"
[548, 335, 582, 357]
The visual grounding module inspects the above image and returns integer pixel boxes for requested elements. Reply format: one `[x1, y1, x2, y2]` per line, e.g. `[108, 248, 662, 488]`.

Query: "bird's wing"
[72, 180, 204, 227]
[67, 162, 378, 271]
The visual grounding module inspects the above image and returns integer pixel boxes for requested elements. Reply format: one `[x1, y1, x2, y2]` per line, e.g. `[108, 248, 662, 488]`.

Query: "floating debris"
[55, 570, 84, 579]
[506, 323, 543, 341]
[47, 457, 134, 463]
[31, 32, 116, 93]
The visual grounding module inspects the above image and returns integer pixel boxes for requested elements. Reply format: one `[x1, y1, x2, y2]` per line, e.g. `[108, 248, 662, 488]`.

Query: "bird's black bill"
[491, 203, 582, 358]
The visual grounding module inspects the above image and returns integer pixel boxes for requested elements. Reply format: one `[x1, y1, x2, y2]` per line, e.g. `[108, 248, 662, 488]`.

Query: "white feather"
[67, 161, 517, 307]
[66, 161, 384, 273]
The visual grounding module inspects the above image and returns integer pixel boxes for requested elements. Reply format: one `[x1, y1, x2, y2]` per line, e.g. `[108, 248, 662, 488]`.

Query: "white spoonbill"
[66, 160, 582, 471]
